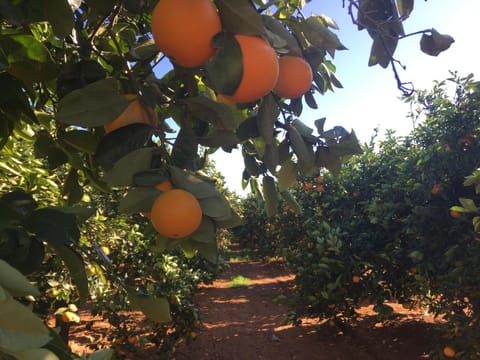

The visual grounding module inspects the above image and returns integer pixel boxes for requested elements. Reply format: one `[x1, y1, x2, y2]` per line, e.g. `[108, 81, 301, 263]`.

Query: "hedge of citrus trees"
[235, 74, 480, 359]
[0, 0, 456, 358]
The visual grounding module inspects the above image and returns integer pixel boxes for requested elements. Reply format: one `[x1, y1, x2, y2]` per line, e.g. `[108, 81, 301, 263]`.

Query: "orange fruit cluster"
[150, 0, 313, 104]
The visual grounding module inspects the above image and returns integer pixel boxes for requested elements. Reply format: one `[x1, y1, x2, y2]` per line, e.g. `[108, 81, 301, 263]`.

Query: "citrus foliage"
[0, 0, 455, 358]
[235, 74, 480, 359]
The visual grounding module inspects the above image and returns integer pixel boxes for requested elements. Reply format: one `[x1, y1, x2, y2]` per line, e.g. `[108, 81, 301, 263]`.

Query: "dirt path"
[173, 258, 438, 360]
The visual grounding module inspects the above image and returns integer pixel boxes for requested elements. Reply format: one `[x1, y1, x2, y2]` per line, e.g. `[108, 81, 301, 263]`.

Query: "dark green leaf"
[215, 0, 265, 36]
[420, 28, 454, 57]
[183, 96, 236, 130]
[24, 208, 80, 245]
[56, 78, 133, 127]
[237, 116, 259, 141]
[197, 129, 239, 148]
[0, 190, 37, 217]
[205, 32, 243, 95]
[94, 124, 153, 167]
[128, 292, 171, 323]
[277, 159, 297, 192]
[118, 187, 162, 214]
[262, 175, 278, 217]
[257, 94, 279, 145]
[59, 129, 99, 155]
[43, 0, 74, 38]
[103, 147, 155, 187]
[0, 34, 57, 82]
[50, 243, 89, 305]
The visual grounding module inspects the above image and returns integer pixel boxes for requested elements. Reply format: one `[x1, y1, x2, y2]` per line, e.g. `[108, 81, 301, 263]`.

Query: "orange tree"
[235, 74, 480, 359]
[0, 0, 454, 358]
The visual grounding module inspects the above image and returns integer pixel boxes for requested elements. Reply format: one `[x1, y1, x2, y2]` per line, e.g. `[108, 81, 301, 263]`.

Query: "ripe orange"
[431, 183, 442, 195]
[127, 335, 140, 345]
[151, 0, 221, 67]
[150, 189, 202, 239]
[316, 176, 324, 184]
[304, 182, 313, 190]
[273, 55, 313, 99]
[221, 35, 279, 104]
[316, 185, 325, 193]
[352, 275, 361, 283]
[443, 346, 456, 358]
[450, 210, 461, 219]
[100, 246, 110, 256]
[141, 180, 173, 218]
[104, 95, 157, 133]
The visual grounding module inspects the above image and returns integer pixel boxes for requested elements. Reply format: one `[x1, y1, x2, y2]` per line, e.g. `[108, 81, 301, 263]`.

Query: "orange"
[127, 335, 140, 344]
[304, 182, 313, 190]
[273, 55, 313, 99]
[352, 275, 361, 283]
[431, 183, 442, 195]
[141, 180, 173, 218]
[104, 95, 157, 133]
[151, 0, 221, 68]
[316, 185, 325, 193]
[316, 176, 324, 184]
[443, 346, 456, 358]
[221, 35, 279, 104]
[150, 189, 202, 239]
[450, 210, 461, 219]
[100, 246, 110, 256]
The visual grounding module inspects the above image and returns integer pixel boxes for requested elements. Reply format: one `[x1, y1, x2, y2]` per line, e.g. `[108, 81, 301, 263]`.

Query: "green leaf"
[459, 198, 478, 213]
[118, 187, 162, 214]
[0, 296, 51, 353]
[198, 196, 232, 221]
[133, 170, 170, 187]
[183, 96, 236, 130]
[103, 147, 155, 187]
[263, 143, 279, 174]
[262, 15, 301, 54]
[205, 32, 243, 95]
[128, 292, 171, 323]
[197, 129, 239, 148]
[368, 33, 397, 68]
[190, 217, 216, 244]
[34, 130, 68, 170]
[302, 16, 347, 56]
[0, 202, 21, 231]
[214, 209, 242, 229]
[257, 94, 279, 145]
[62, 169, 83, 206]
[281, 190, 302, 214]
[167, 166, 219, 199]
[9, 348, 60, 360]
[59, 130, 98, 155]
[397, 0, 414, 19]
[288, 125, 315, 177]
[43, 0, 74, 38]
[87, 349, 115, 360]
[277, 159, 297, 192]
[0, 260, 40, 297]
[215, 0, 265, 36]
[262, 175, 278, 217]
[0, 190, 37, 218]
[56, 78, 133, 127]
[50, 244, 89, 305]
[94, 124, 153, 167]
[420, 28, 455, 57]
[23, 208, 80, 245]
[0, 34, 56, 82]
